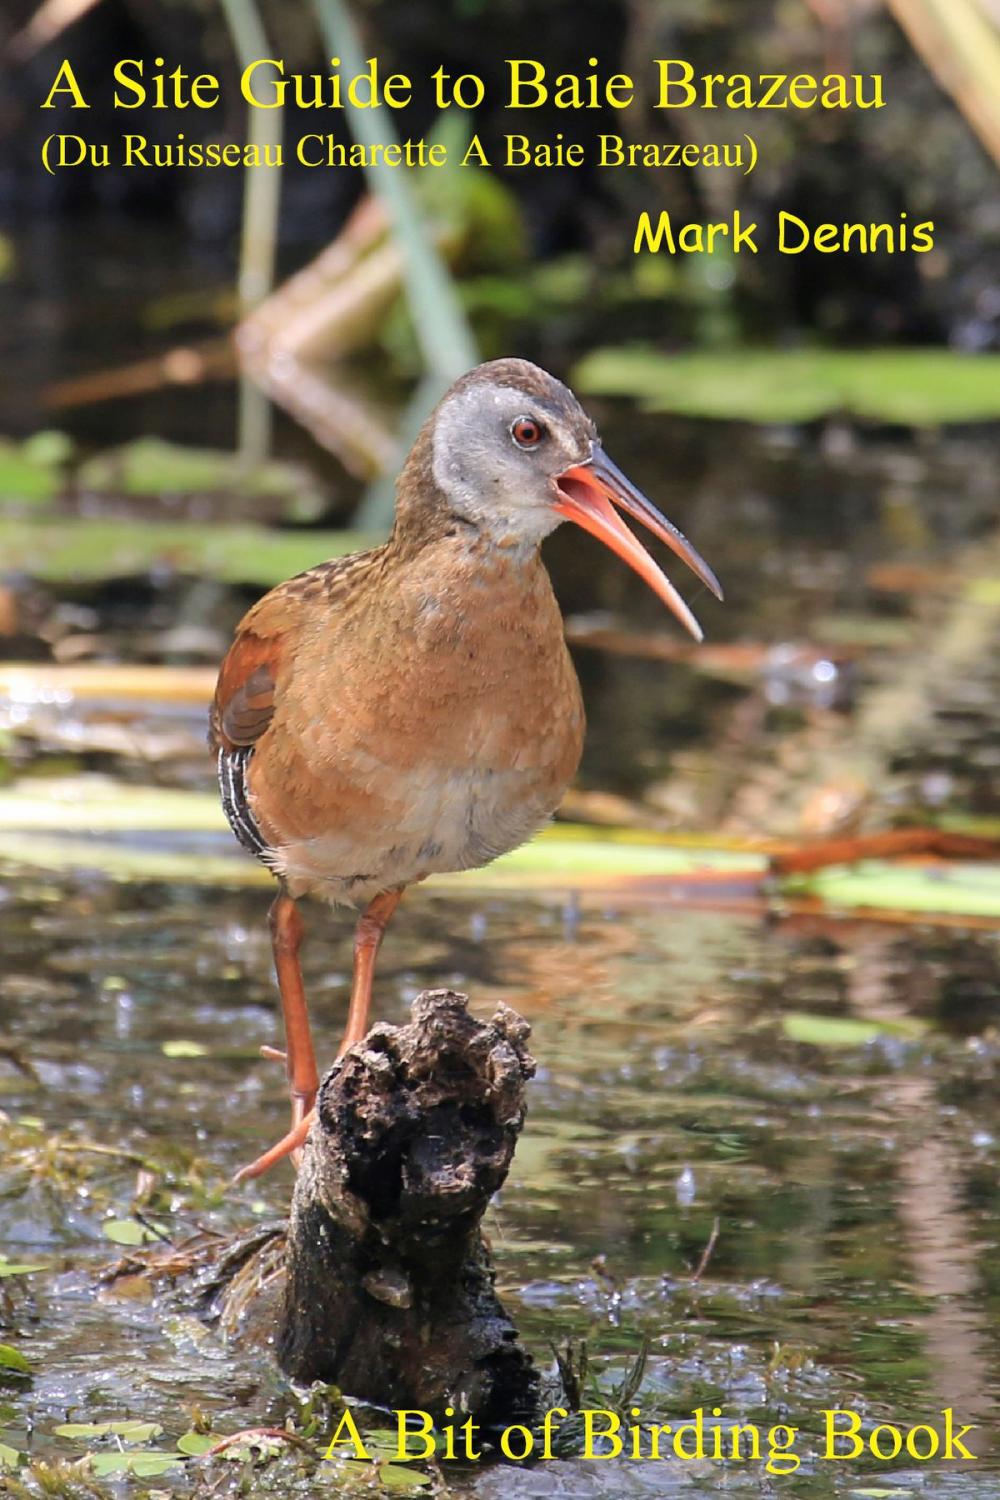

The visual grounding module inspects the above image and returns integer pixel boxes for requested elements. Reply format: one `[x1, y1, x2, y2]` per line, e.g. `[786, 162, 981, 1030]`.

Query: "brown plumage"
[212, 358, 721, 1180]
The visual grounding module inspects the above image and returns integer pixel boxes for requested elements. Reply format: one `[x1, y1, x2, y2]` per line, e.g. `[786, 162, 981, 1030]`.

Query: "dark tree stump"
[277, 990, 539, 1428]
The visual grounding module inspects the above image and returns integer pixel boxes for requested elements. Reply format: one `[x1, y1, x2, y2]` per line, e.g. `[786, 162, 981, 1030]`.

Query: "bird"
[210, 358, 721, 1181]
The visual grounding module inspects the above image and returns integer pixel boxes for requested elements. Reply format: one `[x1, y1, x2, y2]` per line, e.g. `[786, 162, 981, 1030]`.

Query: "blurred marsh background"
[0, 0, 1000, 1496]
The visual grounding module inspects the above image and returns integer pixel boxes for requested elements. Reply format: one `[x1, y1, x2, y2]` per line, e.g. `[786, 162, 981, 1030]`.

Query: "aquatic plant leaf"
[0, 1346, 30, 1373]
[785, 859, 1000, 917]
[574, 346, 1000, 425]
[481, 834, 763, 879]
[967, 578, 1000, 606]
[0, 1258, 46, 1277]
[851, 1491, 915, 1499]
[161, 1040, 209, 1058]
[0, 781, 226, 833]
[783, 1013, 926, 1047]
[0, 833, 271, 887]
[102, 1219, 165, 1246]
[377, 1462, 433, 1490]
[89, 1449, 181, 1476]
[55, 1420, 164, 1441]
[0, 439, 64, 506]
[359, 1429, 407, 1460]
[0, 1441, 20, 1468]
[0, 520, 373, 586]
[77, 438, 324, 518]
[133, 1451, 187, 1476]
[175, 1430, 217, 1455]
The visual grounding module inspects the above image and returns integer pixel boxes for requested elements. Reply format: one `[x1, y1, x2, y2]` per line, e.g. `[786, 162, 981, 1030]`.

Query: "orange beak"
[554, 444, 723, 642]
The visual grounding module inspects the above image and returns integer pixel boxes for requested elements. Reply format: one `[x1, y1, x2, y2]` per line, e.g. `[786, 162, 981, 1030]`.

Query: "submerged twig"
[43, 341, 234, 410]
[201, 1427, 315, 1459]
[691, 1216, 720, 1283]
[770, 828, 1000, 875]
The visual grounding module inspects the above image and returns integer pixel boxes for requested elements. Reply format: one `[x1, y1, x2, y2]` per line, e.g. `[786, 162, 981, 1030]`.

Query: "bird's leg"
[233, 888, 404, 1185]
[338, 887, 405, 1055]
[232, 894, 316, 1185]
[268, 892, 319, 1131]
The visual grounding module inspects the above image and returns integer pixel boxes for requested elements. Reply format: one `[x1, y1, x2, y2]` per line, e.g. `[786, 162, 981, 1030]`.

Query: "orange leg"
[269, 893, 319, 1130]
[338, 887, 405, 1054]
[233, 887, 404, 1184]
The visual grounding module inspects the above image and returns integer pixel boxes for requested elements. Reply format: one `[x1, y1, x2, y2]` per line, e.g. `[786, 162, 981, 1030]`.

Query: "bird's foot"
[232, 1107, 316, 1185]
[246, 1046, 318, 1175]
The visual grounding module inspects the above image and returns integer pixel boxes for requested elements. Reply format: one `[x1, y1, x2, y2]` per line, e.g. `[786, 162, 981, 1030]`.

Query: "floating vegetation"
[0, 434, 73, 508]
[784, 857, 1000, 919]
[76, 439, 326, 519]
[0, 519, 372, 585]
[573, 346, 1000, 424]
[0, 778, 998, 918]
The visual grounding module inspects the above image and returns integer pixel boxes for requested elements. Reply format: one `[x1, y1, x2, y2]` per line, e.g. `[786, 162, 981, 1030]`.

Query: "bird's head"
[412, 357, 722, 640]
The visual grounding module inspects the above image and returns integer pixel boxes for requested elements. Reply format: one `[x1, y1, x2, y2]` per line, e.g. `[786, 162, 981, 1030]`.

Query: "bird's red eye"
[511, 416, 545, 449]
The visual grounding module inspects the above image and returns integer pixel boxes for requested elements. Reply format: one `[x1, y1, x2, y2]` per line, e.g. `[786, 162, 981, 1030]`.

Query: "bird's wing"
[209, 548, 389, 753]
[209, 588, 298, 753]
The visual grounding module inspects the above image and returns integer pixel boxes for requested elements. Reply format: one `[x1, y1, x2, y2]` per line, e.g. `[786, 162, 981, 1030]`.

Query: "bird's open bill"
[554, 444, 723, 642]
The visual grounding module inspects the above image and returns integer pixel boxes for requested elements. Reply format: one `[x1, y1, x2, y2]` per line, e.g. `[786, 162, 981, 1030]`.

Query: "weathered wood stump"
[275, 989, 539, 1427]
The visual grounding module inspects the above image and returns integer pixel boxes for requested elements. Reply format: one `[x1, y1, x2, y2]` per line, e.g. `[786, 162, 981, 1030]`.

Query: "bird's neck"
[389, 419, 460, 555]
[390, 420, 549, 564]
[391, 428, 565, 577]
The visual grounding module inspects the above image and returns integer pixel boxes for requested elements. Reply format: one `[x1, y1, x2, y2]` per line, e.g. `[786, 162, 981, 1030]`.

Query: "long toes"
[231, 1109, 316, 1185]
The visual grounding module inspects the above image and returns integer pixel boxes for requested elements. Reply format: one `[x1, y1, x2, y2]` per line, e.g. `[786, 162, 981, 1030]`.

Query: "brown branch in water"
[235, 202, 401, 477]
[0, 1044, 41, 1083]
[233, 197, 403, 477]
[690, 1216, 720, 1283]
[42, 341, 234, 411]
[234, 194, 469, 478]
[565, 623, 785, 678]
[200, 1427, 314, 1459]
[770, 828, 1000, 875]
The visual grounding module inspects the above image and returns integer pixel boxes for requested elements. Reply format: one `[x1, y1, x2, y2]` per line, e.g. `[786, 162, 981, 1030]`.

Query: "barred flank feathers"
[218, 747, 278, 870]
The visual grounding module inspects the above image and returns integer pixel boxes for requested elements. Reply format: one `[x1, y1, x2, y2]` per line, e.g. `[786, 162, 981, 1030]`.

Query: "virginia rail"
[211, 359, 721, 1179]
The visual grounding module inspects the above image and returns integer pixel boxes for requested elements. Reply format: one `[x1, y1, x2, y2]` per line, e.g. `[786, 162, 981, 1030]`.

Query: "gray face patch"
[431, 379, 595, 546]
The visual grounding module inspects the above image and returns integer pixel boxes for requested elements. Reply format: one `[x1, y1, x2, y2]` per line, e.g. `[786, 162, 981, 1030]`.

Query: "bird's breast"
[247, 540, 585, 902]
